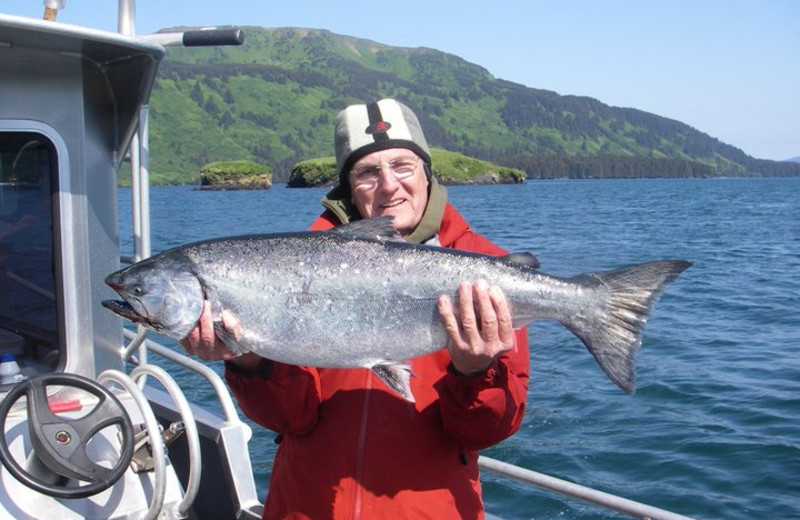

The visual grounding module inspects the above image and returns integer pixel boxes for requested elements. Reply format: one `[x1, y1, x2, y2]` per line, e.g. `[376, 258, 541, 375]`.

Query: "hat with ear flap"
[334, 99, 432, 186]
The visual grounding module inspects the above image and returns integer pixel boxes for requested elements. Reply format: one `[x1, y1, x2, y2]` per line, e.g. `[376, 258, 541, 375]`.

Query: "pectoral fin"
[371, 361, 415, 402]
[213, 320, 246, 356]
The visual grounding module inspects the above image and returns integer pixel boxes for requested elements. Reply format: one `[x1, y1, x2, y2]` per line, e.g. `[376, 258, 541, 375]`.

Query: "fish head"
[102, 256, 205, 340]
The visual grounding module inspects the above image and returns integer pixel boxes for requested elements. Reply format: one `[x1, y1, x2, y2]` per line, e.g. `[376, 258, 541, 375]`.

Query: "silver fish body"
[103, 218, 691, 401]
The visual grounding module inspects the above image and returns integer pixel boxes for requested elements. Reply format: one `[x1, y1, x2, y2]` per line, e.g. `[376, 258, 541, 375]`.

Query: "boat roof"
[0, 13, 164, 159]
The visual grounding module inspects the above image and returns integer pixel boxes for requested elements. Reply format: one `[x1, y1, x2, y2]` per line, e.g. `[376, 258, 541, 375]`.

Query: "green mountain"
[146, 26, 800, 184]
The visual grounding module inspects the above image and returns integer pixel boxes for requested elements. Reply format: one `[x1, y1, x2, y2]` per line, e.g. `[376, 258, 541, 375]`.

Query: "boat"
[0, 2, 695, 518]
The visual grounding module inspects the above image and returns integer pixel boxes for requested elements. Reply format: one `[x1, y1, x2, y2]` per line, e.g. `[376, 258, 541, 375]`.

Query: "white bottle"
[0, 354, 23, 385]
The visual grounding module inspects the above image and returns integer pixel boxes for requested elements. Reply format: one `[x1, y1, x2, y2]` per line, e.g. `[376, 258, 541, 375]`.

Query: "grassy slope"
[142, 27, 796, 184]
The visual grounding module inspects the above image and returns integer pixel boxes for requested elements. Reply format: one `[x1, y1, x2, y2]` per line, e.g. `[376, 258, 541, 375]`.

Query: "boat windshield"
[0, 132, 60, 377]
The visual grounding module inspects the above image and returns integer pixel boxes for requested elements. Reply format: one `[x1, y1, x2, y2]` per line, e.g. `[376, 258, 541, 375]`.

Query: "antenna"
[42, 0, 66, 21]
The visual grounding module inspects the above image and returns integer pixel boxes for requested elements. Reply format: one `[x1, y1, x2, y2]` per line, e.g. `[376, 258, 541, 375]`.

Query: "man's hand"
[437, 280, 515, 375]
[179, 301, 263, 371]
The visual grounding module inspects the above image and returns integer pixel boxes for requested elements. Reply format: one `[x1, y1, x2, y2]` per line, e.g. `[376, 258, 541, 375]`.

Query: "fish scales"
[185, 234, 528, 364]
[103, 217, 691, 401]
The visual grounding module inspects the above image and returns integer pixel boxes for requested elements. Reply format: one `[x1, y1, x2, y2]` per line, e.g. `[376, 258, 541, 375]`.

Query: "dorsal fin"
[501, 252, 540, 269]
[331, 216, 403, 242]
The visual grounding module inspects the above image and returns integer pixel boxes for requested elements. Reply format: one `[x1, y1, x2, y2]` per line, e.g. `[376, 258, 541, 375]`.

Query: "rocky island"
[198, 160, 273, 190]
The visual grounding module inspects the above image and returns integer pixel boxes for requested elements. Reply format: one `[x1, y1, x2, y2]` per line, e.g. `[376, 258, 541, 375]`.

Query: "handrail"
[478, 456, 694, 520]
[130, 364, 202, 518]
[98, 369, 167, 520]
[123, 329, 242, 426]
[139, 28, 245, 47]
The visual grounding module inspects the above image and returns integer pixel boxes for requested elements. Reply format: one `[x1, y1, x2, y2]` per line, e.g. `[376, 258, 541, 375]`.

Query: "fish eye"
[132, 285, 143, 296]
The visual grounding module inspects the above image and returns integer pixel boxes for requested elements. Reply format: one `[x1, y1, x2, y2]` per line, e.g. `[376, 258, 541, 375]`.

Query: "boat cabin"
[0, 10, 261, 520]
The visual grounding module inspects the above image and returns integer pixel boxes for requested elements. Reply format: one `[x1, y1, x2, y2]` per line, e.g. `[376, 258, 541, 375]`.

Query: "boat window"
[0, 132, 60, 380]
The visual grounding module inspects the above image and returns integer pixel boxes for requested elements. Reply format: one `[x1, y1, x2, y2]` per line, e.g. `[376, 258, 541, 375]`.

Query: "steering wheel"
[0, 373, 135, 498]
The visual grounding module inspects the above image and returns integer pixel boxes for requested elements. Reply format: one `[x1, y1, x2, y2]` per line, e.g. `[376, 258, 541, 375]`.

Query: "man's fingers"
[220, 309, 243, 341]
[473, 280, 499, 339]
[438, 294, 462, 343]
[176, 300, 246, 361]
[490, 285, 515, 351]
[440, 282, 516, 375]
[198, 300, 216, 348]
[457, 281, 483, 347]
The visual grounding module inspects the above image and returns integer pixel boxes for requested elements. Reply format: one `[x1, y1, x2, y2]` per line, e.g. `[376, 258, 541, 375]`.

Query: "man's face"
[348, 149, 429, 237]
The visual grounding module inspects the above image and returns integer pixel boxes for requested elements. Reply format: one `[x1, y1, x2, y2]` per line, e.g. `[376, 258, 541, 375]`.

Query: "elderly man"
[182, 99, 530, 520]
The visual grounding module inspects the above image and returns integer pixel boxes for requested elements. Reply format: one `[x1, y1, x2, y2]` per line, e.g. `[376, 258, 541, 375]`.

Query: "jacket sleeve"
[436, 328, 530, 451]
[225, 361, 321, 436]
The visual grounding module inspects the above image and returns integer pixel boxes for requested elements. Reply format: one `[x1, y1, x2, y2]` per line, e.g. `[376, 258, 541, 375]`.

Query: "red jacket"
[226, 203, 530, 520]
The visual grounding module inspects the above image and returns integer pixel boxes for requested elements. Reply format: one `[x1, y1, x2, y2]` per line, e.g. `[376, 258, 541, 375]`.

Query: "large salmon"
[103, 217, 691, 401]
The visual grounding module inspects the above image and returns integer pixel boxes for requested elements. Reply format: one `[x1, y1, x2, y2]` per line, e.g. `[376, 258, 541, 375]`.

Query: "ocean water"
[119, 178, 800, 520]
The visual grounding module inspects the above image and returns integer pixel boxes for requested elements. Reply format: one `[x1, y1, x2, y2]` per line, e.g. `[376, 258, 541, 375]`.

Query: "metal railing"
[478, 456, 695, 520]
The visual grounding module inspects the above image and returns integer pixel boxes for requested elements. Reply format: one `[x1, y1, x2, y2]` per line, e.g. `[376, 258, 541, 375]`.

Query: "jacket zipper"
[352, 371, 372, 519]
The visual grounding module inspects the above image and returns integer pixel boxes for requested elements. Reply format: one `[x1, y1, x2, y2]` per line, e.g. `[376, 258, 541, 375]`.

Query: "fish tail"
[565, 259, 691, 393]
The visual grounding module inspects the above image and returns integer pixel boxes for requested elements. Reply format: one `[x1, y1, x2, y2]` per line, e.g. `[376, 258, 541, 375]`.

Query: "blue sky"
[5, 1, 798, 160]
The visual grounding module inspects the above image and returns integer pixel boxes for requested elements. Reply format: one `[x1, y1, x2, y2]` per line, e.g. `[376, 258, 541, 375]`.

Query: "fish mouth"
[101, 299, 149, 324]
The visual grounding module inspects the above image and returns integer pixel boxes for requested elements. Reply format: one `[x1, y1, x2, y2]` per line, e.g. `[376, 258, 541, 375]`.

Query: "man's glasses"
[350, 155, 421, 189]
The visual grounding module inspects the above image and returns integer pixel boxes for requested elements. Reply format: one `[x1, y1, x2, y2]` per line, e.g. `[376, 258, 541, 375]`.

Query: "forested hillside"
[146, 27, 799, 183]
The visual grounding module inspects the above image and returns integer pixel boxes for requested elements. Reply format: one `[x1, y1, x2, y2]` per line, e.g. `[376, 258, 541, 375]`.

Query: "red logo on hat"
[366, 121, 392, 134]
